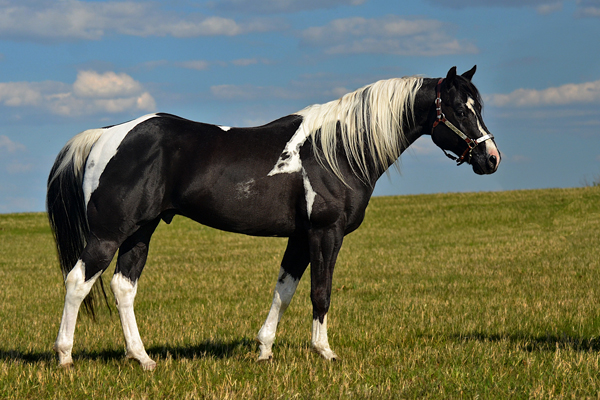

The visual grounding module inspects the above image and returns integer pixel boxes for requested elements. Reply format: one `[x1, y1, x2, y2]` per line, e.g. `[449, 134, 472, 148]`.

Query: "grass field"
[1, 187, 600, 399]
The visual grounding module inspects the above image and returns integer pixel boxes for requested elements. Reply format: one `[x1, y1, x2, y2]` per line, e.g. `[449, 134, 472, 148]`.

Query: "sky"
[0, 0, 599, 213]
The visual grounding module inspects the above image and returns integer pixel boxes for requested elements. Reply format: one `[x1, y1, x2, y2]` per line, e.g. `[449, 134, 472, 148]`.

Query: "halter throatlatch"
[432, 78, 494, 166]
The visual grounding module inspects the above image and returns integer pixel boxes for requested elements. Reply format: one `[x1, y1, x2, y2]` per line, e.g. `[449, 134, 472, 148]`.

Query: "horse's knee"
[311, 290, 331, 320]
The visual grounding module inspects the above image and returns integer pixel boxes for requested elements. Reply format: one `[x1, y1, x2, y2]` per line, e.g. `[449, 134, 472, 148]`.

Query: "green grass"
[1, 187, 600, 399]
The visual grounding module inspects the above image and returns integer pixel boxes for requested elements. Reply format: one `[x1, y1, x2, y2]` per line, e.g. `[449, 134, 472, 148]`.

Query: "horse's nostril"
[489, 155, 497, 168]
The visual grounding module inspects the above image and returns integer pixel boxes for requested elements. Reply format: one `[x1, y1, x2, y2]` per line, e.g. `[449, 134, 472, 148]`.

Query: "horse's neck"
[366, 78, 438, 184]
[405, 78, 438, 148]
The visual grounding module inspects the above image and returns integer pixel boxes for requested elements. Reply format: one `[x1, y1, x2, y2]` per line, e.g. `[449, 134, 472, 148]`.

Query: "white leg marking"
[311, 314, 338, 360]
[268, 123, 310, 176]
[302, 167, 316, 218]
[82, 113, 158, 207]
[54, 260, 102, 367]
[111, 273, 156, 371]
[256, 267, 300, 361]
[218, 125, 231, 131]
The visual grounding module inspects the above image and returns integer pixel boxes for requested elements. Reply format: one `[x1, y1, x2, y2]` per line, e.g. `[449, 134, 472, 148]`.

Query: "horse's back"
[84, 113, 309, 238]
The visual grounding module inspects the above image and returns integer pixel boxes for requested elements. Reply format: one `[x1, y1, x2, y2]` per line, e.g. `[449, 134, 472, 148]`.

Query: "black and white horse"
[47, 66, 500, 370]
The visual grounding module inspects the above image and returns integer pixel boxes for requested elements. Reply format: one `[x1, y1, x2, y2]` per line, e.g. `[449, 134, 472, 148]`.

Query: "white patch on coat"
[302, 167, 316, 218]
[82, 114, 158, 207]
[219, 126, 231, 131]
[256, 267, 300, 360]
[236, 178, 255, 199]
[267, 123, 310, 176]
[111, 272, 156, 370]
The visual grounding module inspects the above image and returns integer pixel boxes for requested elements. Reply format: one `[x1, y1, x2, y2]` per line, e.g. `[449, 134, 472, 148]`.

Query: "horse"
[47, 66, 500, 370]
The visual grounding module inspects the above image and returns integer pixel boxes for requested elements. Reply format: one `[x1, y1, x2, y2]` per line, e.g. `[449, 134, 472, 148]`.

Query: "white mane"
[295, 76, 423, 185]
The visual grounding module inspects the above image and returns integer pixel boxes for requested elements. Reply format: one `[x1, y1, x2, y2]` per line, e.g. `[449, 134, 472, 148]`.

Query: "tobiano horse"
[47, 66, 500, 370]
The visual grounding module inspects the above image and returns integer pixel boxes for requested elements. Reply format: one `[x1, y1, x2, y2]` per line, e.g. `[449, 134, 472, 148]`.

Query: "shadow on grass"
[0, 348, 126, 365]
[0, 349, 55, 364]
[450, 331, 600, 352]
[0, 338, 257, 365]
[147, 337, 257, 360]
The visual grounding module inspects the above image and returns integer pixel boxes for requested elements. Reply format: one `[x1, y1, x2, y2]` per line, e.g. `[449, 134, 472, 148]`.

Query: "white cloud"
[231, 58, 260, 66]
[0, 0, 274, 42]
[536, 2, 563, 14]
[213, 0, 366, 13]
[425, 0, 564, 8]
[6, 162, 34, 174]
[178, 60, 211, 71]
[426, 0, 598, 16]
[210, 84, 300, 100]
[146, 58, 271, 72]
[73, 71, 144, 99]
[488, 80, 600, 107]
[300, 16, 478, 56]
[210, 72, 398, 104]
[0, 71, 156, 117]
[576, 0, 600, 17]
[511, 155, 532, 163]
[0, 135, 26, 153]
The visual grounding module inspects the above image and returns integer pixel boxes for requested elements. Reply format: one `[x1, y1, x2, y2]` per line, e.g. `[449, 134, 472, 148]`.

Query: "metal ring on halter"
[432, 78, 494, 166]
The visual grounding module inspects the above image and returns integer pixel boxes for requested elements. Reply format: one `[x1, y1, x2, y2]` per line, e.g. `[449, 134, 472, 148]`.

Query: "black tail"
[46, 129, 109, 317]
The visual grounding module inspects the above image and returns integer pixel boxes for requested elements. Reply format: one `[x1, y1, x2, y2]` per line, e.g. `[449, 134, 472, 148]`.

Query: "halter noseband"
[432, 78, 494, 166]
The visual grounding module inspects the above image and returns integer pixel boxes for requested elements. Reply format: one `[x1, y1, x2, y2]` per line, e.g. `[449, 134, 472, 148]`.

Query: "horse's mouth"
[472, 153, 500, 175]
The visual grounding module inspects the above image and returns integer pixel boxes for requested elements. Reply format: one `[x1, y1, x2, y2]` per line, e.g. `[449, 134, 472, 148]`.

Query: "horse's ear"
[461, 65, 477, 81]
[445, 66, 457, 85]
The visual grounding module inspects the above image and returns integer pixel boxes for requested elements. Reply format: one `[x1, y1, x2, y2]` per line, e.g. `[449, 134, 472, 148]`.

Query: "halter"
[432, 78, 494, 166]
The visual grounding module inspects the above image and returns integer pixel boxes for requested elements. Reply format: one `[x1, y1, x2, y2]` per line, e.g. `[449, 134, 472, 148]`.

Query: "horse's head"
[430, 66, 500, 175]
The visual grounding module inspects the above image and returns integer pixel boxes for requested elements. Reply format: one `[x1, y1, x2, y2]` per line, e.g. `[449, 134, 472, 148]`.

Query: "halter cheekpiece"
[432, 78, 494, 166]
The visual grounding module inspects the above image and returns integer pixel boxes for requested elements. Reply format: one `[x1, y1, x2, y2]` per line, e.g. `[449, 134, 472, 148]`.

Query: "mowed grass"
[1, 187, 600, 399]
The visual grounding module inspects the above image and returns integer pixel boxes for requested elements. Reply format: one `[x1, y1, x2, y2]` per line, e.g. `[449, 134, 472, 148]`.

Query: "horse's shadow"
[0, 338, 257, 365]
[147, 337, 257, 360]
[4, 332, 599, 365]
[449, 331, 600, 352]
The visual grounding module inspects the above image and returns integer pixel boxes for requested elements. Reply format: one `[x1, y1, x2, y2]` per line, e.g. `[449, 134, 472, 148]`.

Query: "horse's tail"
[47, 128, 107, 317]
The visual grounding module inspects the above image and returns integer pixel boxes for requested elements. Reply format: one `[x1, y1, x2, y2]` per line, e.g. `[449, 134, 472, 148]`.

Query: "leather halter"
[432, 78, 494, 166]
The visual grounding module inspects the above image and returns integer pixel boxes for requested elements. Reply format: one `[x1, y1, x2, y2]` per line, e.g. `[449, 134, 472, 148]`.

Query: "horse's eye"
[459, 111, 466, 118]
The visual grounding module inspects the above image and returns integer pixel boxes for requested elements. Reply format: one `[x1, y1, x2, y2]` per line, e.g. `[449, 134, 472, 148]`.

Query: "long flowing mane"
[295, 76, 423, 185]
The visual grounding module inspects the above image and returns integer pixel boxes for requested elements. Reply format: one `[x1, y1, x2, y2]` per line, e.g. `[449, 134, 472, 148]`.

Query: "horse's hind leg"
[256, 236, 310, 361]
[111, 219, 160, 371]
[54, 237, 119, 367]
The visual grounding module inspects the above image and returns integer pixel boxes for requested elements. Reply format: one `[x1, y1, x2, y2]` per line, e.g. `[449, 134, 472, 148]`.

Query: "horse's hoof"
[58, 361, 74, 369]
[140, 359, 157, 371]
[312, 346, 338, 361]
[257, 354, 273, 362]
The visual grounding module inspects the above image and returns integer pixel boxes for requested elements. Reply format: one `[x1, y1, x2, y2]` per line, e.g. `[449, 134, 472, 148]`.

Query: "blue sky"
[0, 0, 599, 213]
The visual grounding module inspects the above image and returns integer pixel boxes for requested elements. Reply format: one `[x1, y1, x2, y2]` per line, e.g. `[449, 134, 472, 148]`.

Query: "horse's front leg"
[308, 223, 344, 360]
[256, 236, 309, 361]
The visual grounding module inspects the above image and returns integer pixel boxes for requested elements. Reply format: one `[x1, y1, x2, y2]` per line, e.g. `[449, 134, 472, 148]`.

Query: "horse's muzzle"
[471, 154, 500, 175]
[472, 145, 501, 175]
